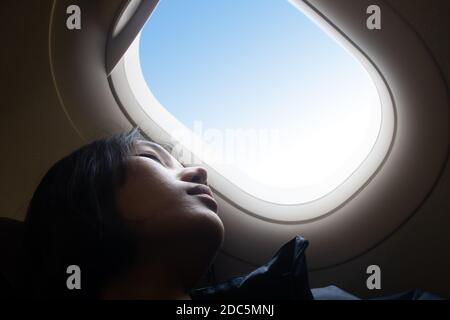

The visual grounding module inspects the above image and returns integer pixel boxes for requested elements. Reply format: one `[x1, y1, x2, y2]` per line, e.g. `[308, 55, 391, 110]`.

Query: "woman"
[24, 129, 225, 299]
[24, 129, 438, 300]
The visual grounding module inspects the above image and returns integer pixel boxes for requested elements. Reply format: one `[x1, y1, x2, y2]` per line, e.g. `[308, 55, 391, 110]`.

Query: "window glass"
[138, 0, 381, 203]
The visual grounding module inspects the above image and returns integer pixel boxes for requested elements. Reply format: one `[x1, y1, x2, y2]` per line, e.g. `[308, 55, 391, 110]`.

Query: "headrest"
[0, 218, 29, 298]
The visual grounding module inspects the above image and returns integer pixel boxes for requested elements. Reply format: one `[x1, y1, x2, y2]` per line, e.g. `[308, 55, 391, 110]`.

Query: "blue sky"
[139, 0, 374, 130]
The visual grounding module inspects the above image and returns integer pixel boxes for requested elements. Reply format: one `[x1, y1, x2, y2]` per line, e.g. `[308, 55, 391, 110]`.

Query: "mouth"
[187, 184, 218, 212]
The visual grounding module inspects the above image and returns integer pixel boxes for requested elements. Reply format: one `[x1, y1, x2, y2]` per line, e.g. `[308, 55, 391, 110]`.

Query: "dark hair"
[24, 128, 144, 299]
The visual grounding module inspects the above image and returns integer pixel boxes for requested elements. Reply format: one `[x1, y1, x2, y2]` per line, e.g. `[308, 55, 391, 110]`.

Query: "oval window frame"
[49, 0, 449, 269]
[109, 0, 396, 223]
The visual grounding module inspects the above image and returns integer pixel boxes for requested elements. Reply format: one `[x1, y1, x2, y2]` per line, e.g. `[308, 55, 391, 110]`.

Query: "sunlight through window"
[136, 0, 382, 204]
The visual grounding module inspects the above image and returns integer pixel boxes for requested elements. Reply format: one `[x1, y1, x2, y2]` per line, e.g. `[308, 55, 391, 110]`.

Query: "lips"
[187, 184, 214, 198]
[187, 184, 218, 212]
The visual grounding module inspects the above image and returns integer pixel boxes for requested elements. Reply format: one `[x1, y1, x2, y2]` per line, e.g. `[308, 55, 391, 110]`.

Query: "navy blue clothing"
[190, 236, 313, 300]
[190, 236, 443, 300]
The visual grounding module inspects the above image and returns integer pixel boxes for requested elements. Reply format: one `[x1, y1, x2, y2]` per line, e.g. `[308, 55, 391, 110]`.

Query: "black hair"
[24, 128, 144, 299]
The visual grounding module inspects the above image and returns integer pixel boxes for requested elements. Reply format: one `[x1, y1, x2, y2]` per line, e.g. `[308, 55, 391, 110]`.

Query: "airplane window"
[134, 0, 382, 204]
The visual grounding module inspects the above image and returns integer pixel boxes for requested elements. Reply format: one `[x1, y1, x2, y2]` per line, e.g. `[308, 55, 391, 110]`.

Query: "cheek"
[116, 169, 182, 222]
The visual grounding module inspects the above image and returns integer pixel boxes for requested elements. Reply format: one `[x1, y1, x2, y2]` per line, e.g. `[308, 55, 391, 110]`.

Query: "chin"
[192, 207, 225, 252]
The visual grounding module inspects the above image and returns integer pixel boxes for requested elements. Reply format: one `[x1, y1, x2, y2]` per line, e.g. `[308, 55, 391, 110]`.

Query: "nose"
[179, 166, 208, 185]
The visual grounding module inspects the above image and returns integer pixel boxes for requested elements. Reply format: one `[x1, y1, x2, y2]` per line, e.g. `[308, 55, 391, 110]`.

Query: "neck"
[101, 258, 193, 300]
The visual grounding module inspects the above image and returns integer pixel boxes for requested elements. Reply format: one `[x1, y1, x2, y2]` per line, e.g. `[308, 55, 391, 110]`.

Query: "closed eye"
[138, 153, 163, 164]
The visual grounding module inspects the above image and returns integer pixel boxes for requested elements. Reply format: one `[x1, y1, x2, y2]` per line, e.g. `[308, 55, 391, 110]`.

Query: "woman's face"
[115, 140, 224, 256]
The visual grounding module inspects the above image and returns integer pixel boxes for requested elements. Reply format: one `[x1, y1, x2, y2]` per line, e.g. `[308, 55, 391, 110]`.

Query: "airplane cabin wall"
[0, 0, 448, 298]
